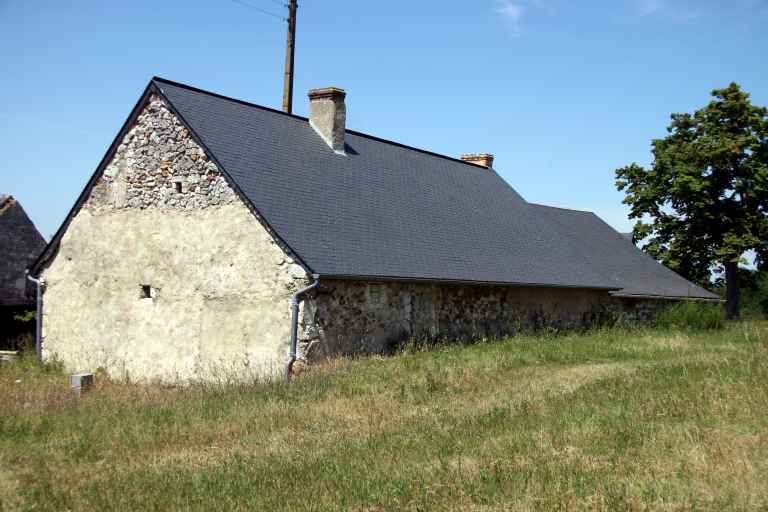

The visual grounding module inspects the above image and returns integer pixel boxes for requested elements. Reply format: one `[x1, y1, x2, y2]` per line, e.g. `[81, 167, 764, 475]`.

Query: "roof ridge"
[151, 76, 492, 171]
[152, 76, 309, 122]
[530, 202, 595, 214]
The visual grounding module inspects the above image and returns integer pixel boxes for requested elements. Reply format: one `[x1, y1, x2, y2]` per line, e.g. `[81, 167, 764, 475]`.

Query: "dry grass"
[1, 320, 767, 511]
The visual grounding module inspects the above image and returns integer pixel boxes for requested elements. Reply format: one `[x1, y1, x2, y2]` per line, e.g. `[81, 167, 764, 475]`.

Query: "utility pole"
[282, 0, 298, 114]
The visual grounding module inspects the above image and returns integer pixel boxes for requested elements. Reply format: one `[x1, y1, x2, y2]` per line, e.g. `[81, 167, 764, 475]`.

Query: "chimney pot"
[308, 87, 346, 154]
[460, 153, 494, 168]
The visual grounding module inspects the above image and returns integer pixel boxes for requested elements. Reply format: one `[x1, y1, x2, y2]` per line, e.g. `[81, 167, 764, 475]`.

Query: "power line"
[228, 0, 287, 21]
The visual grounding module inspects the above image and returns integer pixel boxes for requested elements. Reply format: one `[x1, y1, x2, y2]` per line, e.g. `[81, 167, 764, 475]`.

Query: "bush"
[712, 269, 768, 319]
[741, 271, 768, 319]
[655, 301, 725, 331]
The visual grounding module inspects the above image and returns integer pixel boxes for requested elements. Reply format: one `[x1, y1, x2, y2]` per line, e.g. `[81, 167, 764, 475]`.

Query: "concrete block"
[70, 373, 94, 398]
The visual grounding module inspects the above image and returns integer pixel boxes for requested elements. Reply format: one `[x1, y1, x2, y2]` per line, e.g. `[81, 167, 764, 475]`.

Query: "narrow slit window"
[175, 182, 182, 193]
[140, 285, 152, 299]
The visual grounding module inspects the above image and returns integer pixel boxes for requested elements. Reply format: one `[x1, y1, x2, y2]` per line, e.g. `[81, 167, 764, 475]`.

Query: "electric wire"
[228, 0, 287, 21]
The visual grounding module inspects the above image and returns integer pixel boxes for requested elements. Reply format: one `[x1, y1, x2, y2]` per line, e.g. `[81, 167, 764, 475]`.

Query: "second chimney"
[460, 153, 494, 168]
[308, 87, 346, 154]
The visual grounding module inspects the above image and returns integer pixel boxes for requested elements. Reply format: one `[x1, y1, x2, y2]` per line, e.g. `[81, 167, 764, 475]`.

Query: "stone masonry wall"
[40, 94, 309, 382]
[85, 94, 237, 210]
[295, 280, 612, 361]
[38, 93, 672, 381]
[604, 296, 668, 325]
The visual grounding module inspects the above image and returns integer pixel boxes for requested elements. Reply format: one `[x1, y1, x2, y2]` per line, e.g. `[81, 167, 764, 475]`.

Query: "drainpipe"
[25, 271, 44, 361]
[284, 274, 320, 381]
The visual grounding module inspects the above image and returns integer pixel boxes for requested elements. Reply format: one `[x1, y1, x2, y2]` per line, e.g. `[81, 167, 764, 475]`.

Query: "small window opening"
[175, 182, 182, 193]
[140, 285, 152, 299]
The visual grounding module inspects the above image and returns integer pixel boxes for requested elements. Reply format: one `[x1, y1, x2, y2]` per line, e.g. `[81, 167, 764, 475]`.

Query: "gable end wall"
[40, 94, 309, 381]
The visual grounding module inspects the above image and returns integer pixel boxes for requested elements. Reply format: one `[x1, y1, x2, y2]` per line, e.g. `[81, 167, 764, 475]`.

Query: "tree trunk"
[724, 261, 740, 320]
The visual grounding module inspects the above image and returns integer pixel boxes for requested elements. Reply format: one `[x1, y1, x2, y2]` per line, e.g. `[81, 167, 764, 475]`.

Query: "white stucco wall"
[40, 96, 307, 382]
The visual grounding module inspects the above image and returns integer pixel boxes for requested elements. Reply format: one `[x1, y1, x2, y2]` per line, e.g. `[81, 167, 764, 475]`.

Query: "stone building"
[29, 78, 717, 382]
[1, 195, 46, 350]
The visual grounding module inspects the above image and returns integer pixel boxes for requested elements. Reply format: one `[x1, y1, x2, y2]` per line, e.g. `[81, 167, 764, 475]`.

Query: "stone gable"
[39, 93, 311, 382]
[85, 94, 237, 210]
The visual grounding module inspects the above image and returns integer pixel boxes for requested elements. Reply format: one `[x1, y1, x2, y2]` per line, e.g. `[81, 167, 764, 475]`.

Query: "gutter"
[24, 270, 44, 361]
[284, 274, 320, 381]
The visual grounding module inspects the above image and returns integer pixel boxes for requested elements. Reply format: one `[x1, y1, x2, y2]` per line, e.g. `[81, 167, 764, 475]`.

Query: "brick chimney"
[460, 153, 494, 168]
[308, 87, 346, 154]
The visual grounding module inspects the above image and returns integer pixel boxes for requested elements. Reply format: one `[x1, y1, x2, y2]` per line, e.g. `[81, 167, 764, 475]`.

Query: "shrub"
[655, 301, 725, 331]
[742, 271, 768, 319]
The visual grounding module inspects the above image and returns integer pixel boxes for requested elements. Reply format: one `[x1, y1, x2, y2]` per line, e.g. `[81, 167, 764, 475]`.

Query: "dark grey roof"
[154, 79, 722, 298]
[530, 204, 718, 299]
[32, 77, 716, 300]
[156, 79, 620, 289]
[0, 195, 46, 306]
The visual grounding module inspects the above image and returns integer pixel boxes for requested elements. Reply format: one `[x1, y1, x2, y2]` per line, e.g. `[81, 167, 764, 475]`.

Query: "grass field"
[1, 320, 767, 511]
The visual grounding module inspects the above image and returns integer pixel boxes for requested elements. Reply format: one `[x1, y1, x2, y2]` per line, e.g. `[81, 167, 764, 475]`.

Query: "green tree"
[616, 83, 768, 319]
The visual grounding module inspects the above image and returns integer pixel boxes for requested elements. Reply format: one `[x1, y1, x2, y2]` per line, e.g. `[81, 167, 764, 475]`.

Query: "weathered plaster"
[38, 93, 672, 382]
[41, 96, 307, 382]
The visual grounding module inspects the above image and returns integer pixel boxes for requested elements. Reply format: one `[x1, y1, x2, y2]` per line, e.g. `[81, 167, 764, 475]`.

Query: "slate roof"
[0, 195, 46, 306]
[530, 204, 717, 299]
[156, 79, 616, 290]
[32, 77, 719, 300]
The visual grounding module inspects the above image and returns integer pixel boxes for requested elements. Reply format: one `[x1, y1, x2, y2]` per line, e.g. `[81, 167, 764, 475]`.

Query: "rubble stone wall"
[295, 280, 611, 360]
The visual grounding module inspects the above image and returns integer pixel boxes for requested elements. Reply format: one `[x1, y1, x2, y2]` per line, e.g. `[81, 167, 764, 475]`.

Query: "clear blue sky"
[1, 0, 766, 240]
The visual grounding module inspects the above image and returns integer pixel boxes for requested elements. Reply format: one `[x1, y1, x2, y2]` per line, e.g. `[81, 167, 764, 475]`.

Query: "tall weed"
[655, 301, 725, 330]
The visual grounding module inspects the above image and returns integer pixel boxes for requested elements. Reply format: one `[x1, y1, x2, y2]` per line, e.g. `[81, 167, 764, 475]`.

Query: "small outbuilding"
[1, 195, 46, 350]
[29, 78, 717, 381]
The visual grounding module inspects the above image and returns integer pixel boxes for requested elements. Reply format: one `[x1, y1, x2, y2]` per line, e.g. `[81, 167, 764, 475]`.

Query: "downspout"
[25, 270, 44, 361]
[284, 274, 320, 381]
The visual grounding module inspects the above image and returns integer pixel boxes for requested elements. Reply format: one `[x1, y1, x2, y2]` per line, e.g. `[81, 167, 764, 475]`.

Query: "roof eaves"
[322, 273, 622, 291]
[610, 291, 722, 302]
[0, 297, 34, 307]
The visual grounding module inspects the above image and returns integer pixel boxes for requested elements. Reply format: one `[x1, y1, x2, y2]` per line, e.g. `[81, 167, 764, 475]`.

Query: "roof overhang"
[0, 298, 34, 308]
[610, 292, 722, 302]
[321, 273, 622, 291]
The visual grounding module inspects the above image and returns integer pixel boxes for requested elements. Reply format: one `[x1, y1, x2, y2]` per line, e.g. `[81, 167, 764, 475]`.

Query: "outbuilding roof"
[1, 195, 46, 306]
[32, 78, 719, 300]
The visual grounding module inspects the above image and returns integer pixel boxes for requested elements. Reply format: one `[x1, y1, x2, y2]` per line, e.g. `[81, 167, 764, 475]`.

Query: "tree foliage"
[615, 83, 768, 317]
[717, 269, 768, 318]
